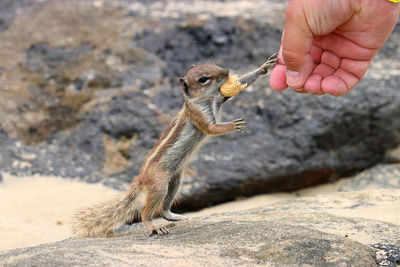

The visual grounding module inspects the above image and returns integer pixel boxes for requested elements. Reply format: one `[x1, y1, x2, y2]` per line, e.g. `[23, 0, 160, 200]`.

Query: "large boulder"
[1, 0, 400, 210]
[1, 188, 399, 266]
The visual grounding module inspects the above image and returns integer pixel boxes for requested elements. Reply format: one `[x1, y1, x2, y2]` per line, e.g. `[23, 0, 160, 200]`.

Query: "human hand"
[269, 0, 400, 96]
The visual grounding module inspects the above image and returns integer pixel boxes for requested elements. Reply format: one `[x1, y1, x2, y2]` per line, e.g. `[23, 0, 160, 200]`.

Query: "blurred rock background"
[1, 0, 400, 211]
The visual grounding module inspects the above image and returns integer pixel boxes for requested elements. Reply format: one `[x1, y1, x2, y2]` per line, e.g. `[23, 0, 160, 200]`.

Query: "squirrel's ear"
[190, 64, 196, 69]
[180, 78, 190, 97]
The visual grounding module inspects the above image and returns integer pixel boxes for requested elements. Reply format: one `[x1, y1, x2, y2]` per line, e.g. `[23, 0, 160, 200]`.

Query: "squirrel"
[72, 54, 278, 237]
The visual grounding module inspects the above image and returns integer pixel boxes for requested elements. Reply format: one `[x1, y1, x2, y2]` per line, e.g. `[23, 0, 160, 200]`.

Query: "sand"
[0, 173, 120, 251]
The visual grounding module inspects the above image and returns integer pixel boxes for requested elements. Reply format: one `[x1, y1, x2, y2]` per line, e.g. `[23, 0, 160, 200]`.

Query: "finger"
[292, 88, 309, 94]
[320, 58, 371, 96]
[310, 45, 323, 64]
[303, 50, 342, 94]
[269, 63, 288, 91]
[321, 68, 359, 96]
[320, 50, 340, 69]
[304, 73, 323, 94]
[269, 47, 289, 91]
[340, 58, 370, 80]
[281, 0, 315, 89]
[314, 33, 377, 61]
[314, 92, 326, 96]
[320, 75, 349, 97]
[313, 63, 335, 78]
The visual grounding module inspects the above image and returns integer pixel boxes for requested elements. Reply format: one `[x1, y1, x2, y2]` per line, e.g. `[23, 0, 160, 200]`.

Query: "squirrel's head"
[180, 62, 229, 99]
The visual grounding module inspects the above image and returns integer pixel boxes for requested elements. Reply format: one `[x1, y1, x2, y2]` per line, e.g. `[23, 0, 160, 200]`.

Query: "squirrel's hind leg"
[141, 189, 169, 236]
[160, 172, 188, 221]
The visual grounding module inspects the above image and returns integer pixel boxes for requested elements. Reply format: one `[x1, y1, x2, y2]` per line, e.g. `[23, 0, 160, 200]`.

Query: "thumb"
[281, 0, 314, 89]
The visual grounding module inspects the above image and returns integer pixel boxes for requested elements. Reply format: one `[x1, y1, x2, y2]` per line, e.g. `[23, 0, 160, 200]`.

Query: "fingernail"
[286, 70, 300, 85]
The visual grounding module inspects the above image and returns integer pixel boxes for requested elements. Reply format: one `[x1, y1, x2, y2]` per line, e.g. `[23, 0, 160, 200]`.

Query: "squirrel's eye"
[198, 76, 210, 84]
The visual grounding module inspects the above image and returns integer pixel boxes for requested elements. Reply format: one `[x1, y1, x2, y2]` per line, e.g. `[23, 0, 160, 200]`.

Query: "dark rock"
[373, 243, 400, 266]
[0, 0, 24, 32]
[134, 17, 281, 81]
[177, 73, 400, 210]
[25, 43, 93, 72]
[1, 0, 400, 211]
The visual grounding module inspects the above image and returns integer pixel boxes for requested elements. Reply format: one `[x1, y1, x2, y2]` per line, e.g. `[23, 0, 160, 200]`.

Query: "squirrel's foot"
[149, 226, 169, 236]
[232, 118, 248, 133]
[161, 210, 189, 221]
[260, 53, 279, 74]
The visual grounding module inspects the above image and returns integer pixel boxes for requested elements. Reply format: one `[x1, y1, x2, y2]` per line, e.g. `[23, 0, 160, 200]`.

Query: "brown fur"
[185, 101, 234, 135]
[72, 184, 140, 237]
[145, 114, 186, 168]
[71, 60, 260, 237]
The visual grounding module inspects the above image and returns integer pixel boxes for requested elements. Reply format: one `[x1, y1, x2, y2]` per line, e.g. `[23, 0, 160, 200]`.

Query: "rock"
[1, 189, 399, 266]
[0, 0, 24, 32]
[25, 43, 94, 73]
[373, 243, 400, 266]
[1, 0, 400, 211]
[134, 16, 281, 81]
[383, 145, 400, 163]
[339, 164, 400, 192]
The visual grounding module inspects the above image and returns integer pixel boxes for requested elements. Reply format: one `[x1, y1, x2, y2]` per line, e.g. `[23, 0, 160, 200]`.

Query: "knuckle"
[281, 48, 303, 68]
[285, 0, 301, 22]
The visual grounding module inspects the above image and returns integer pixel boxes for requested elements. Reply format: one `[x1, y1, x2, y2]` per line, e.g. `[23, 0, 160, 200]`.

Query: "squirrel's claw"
[149, 226, 169, 237]
[233, 118, 248, 133]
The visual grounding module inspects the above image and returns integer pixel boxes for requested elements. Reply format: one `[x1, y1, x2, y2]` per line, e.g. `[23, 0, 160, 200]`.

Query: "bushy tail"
[72, 188, 141, 237]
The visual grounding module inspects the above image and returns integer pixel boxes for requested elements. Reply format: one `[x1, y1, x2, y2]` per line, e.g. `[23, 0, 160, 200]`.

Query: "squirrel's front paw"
[232, 118, 247, 133]
[260, 53, 279, 74]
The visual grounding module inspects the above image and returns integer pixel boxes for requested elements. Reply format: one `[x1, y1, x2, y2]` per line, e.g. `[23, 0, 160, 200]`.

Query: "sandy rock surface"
[1, 188, 399, 266]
